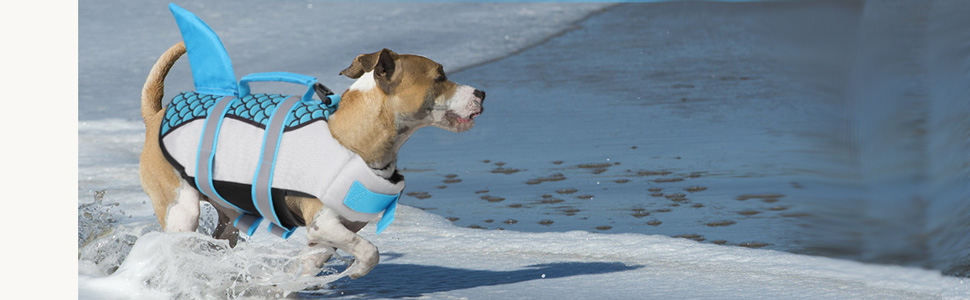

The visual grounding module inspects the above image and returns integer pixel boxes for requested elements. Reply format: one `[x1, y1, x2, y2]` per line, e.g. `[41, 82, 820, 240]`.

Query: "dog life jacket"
[159, 3, 404, 239]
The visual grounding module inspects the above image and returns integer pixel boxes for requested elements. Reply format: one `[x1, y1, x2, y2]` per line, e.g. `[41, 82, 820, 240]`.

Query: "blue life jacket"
[160, 3, 404, 239]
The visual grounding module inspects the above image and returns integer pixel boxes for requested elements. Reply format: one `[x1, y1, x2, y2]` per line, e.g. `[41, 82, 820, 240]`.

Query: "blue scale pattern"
[161, 92, 337, 136]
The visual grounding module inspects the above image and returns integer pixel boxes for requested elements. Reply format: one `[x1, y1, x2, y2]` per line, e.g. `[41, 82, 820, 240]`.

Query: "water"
[77, 0, 612, 121]
[394, 1, 970, 276]
[396, 1, 829, 250]
[78, 0, 970, 286]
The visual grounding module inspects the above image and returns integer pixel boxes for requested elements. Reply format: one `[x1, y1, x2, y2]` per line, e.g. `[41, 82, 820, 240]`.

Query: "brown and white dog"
[139, 42, 484, 279]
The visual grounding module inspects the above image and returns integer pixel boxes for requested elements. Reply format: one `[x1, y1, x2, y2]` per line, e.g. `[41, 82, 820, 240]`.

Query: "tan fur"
[329, 53, 464, 167]
[328, 88, 397, 166]
[141, 42, 185, 123]
[388, 57, 458, 115]
[139, 42, 186, 229]
[139, 43, 483, 279]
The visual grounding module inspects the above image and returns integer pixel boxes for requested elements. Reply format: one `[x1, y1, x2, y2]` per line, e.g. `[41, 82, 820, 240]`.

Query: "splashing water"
[112, 232, 344, 299]
[78, 190, 119, 248]
[78, 190, 353, 298]
[78, 190, 143, 276]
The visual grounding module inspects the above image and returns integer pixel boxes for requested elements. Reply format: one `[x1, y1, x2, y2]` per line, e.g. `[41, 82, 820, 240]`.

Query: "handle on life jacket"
[238, 72, 325, 103]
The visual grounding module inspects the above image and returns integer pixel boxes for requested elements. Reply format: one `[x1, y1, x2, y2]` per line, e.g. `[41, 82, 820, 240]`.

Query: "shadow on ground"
[300, 261, 642, 298]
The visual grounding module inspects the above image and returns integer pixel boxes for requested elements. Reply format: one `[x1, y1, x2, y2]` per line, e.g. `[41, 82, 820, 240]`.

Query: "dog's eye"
[435, 75, 447, 83]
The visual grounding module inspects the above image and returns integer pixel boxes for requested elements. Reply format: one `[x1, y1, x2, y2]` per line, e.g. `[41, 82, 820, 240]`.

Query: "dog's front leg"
[305, 206, 379, 279]
[294, 246, 335, 276]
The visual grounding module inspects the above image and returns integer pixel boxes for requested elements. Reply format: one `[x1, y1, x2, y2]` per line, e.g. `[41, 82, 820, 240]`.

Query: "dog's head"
[340, 49, 484, 133]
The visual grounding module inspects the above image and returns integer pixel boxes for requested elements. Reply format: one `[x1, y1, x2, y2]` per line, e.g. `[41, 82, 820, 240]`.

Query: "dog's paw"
[289, 247, 335, 276]
[345, 261, 376, 279]
[344, 244, 379, 279]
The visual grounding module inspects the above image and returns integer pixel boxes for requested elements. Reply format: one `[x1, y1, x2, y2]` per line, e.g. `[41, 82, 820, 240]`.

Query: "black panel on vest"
[159, 135, 306, 229]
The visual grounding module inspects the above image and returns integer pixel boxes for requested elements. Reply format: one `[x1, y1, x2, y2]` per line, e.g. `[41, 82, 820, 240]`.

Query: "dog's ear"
[339, 48, 397, 79]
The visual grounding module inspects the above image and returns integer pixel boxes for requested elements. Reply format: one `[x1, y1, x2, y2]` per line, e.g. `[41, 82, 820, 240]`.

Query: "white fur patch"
[165, 179, 201, 232]
[306, 206, 380, 278]
[349, 71, 377, 91]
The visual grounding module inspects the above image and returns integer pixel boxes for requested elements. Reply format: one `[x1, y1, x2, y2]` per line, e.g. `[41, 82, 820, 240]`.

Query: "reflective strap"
[251, 96, 303, 230]
[233, 214, 263, 236]
[194, 96, 244, 214]
[206, 197, 242, 222]
[268, 223, 296, 239]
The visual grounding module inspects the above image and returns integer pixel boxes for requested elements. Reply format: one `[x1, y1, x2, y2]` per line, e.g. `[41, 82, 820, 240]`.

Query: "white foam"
[77, 202, 968, 299]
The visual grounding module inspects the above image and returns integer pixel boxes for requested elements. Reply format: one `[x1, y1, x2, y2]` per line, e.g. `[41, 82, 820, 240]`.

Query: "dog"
[139, 42, 484, 279]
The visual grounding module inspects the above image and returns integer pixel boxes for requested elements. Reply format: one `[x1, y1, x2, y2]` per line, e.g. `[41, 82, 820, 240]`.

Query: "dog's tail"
[140, 42, 186, 123]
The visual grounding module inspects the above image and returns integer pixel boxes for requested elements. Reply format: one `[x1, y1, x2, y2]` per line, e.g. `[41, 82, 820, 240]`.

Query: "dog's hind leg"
[164, 178, 202, 233]
[212, 207, 240, 247]
[305, 206, 379, 279]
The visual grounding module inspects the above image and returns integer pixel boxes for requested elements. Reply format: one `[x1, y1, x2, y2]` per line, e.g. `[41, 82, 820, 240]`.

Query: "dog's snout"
[473, 89, 486, 102]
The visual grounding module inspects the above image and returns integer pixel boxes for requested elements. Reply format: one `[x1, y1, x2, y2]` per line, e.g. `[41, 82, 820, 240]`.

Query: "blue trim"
[194, 96, 245, 213]
[169, 3, 238, 97]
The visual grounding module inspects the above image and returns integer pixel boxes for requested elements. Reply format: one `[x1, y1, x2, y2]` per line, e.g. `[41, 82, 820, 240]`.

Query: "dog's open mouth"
[447, 111, 481, 124]
[456, 112, 481, 123]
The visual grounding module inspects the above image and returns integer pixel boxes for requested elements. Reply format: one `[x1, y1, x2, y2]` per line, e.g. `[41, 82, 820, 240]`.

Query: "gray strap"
[194, 95, 265, 237]
[251, 96, 303, 232]
[194, 96, 244, 213]
[233, 214, 262, 236]
[269, 223, 295, 239]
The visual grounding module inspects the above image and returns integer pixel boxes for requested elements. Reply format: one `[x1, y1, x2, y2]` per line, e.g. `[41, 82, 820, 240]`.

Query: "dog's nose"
[473, 89, 486, 102]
